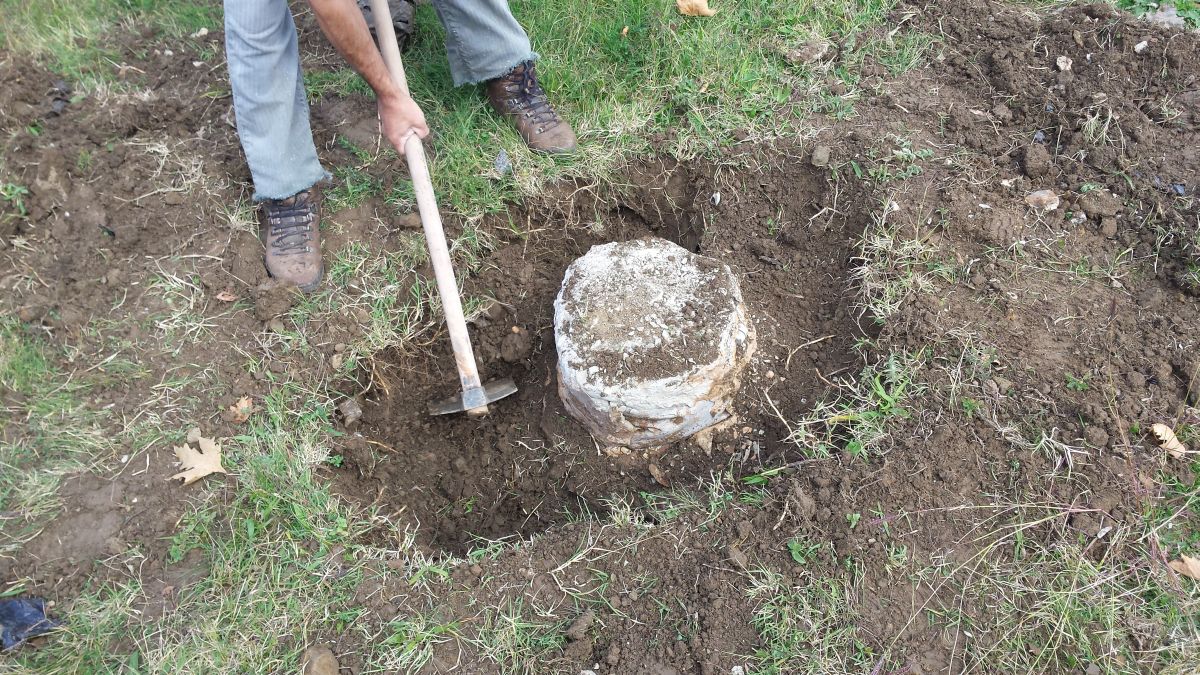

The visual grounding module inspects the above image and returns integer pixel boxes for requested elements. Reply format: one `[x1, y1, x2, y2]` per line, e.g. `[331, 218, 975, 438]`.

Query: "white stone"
[554, 238, 755, 448]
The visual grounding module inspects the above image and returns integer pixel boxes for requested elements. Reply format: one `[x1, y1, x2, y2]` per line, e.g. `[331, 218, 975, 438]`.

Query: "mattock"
[368, 0, 517, 416]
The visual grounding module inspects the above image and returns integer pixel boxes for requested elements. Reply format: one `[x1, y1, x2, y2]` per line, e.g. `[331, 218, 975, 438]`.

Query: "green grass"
[295, 0, 932, 216]
[0, 318, 111, 554]
[13, 382, 375, 673]
[0, 0, 220, 87]
[916, 506, 1200, 674]
[777, 351, 924, 460]
[747, 567, 879, 674]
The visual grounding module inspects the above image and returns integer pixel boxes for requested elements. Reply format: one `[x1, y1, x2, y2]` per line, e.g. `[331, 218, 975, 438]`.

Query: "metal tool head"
[429, 378, 519, 416]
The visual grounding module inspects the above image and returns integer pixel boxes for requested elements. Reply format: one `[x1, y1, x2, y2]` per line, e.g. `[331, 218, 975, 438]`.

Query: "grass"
[746, 567, 878, 674]
[0, 318, 110, 554]
[0, 0, 220, 88]
[13, 382, 376, 673]
[293, 0, 932, 217]
[773, 351, 924, 460]
[914, 503, 1200, 674]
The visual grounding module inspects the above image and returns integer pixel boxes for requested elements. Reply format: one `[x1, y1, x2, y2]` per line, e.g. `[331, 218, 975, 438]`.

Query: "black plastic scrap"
[0, 597, 61, 649]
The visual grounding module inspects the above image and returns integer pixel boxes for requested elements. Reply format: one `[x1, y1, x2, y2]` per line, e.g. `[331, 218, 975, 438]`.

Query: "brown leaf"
[1151, 423, 1190, 459]
[171, 434, 228, 486]
[229, 396, 255, 423]
[648, 463, 671, 487]
[677, 0, 716, 17]
[215, 290, 238, 302]
[1168, 554, 1200, 580]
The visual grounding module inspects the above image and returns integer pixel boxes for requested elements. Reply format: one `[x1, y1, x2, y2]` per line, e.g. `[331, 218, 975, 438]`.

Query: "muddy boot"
[357, 0, 416, 52]
[486, 62, 578, 155]
[261, 189, 323, 293]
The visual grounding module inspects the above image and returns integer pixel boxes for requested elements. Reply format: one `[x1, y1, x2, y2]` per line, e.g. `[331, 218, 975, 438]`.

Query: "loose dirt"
[1, 0, 1198, 672]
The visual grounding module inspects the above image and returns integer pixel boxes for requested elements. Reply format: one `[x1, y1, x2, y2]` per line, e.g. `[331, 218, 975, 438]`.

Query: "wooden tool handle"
[367, 0, 489, 415]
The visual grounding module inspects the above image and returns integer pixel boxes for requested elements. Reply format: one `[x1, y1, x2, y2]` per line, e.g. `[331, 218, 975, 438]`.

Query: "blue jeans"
[224, 0, 534, 201]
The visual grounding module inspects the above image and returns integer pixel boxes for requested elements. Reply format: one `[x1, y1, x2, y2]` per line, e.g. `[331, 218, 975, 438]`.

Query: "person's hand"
[378, 92, 429, 153]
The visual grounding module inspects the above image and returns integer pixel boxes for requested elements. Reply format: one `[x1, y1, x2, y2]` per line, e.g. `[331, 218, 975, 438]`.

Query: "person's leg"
[429, 0, 535, 86]
[224, 0, 326, 291]
[430, 0, 577, 153]
[224, 0, 328, 201]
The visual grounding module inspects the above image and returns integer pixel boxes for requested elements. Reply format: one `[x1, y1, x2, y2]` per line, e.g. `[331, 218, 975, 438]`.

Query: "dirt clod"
[301, 646, 339, 675]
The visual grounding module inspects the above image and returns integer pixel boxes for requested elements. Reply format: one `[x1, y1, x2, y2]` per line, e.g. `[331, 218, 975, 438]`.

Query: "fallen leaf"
[1168, 554, 1200, 580]
[228, 396, 254, 423]
[648, 463, 671, 487]
[677, 0, 716, 17]
[171, 434, 227, 486]
[1151, 423, 1190, 459]
[621, 25, 629, 37]
[215, 290, 238, 302]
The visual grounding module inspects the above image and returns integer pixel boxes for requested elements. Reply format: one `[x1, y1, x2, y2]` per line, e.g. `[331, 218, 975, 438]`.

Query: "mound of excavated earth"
[554, 237, 756, 448]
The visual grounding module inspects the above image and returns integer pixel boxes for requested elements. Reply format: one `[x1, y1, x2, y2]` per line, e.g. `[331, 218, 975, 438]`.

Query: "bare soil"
[2, 0, 1198, 672]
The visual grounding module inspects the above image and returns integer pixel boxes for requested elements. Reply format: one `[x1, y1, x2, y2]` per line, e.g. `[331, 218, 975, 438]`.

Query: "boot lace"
[506, 64, 561, 131]
[266, 194, 314, 255]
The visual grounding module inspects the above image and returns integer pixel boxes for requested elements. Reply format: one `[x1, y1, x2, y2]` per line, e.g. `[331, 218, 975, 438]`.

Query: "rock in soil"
[1024, 189, 1061, 211]
[810, 145, 832, 168]
[554, 237, 756, 448]
[301, 646, 339, 675]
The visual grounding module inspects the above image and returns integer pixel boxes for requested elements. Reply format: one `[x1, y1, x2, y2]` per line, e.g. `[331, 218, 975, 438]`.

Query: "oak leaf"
[1151, 423, 1189, 459]
[229, 396, 255, 423]
[677, 0, 716, 17]
[171, 430, 228, 485]
[1168, 554, 1200, 581]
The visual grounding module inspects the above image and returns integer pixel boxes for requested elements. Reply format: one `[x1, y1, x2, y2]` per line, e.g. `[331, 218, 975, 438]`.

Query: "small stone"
[1056, 56, 1073, 72]
[337, 398, 363, 428]
[267, 318, 285, 333]
[301, 646, 339, 675]
[810, 145, 832, 168]
[1134, 40, 1149, 54]
[494, 149, 512, 177]
[1024, 189, 1060, 211]
[398, 212, 422, 229]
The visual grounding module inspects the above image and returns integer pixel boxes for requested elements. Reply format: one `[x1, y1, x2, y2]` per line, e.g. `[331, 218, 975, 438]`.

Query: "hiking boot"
[261, 189, 322, 293]
[357, 0, 416, 51]
[486, 62, 577, 154]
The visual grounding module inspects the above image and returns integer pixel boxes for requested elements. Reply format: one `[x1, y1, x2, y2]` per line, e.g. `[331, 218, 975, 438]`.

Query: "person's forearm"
[308, 0, 404, 102]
